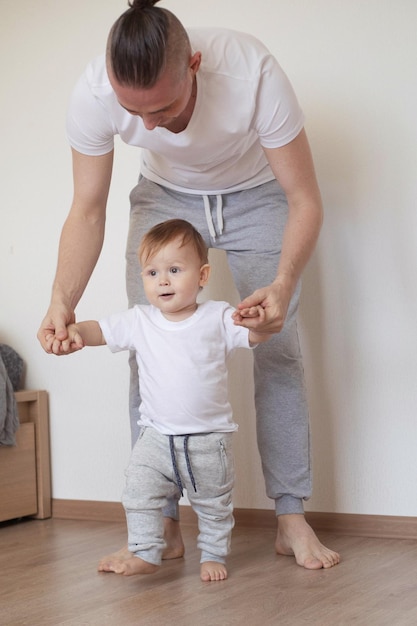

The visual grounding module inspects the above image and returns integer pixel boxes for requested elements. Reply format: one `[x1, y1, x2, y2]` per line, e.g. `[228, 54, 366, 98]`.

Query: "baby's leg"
[101, 429, 179, 576]
[183, 433, 235, 582]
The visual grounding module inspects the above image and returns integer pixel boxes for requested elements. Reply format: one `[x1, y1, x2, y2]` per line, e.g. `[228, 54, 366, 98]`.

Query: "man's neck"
[165, 77, 197, 133]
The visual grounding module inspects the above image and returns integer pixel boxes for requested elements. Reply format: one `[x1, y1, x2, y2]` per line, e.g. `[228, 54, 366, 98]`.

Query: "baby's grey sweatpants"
[126, 177, 311, 517]
[123, 427, 235, 565]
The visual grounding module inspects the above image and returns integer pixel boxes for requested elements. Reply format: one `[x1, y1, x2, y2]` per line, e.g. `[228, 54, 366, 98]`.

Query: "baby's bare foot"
[98, 545, 131, 572]
[98, 519, 184, 571]
[276, 514, 340, 569]
[200, 561, 228, 582]
[99, 554, 159, 576]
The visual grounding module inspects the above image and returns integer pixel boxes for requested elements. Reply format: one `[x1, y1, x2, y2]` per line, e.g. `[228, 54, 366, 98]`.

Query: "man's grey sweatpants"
[123, 427, 234, 565]
[126, 177, 311, 517]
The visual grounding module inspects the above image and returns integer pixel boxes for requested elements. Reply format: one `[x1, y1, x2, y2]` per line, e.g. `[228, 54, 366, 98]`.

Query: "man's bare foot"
[100, 554, 159, 576]
[275, 514, 340, 569]
[200, 561, 228, 582]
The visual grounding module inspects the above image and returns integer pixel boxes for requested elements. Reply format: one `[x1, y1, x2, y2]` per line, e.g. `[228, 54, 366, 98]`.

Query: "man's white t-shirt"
[99, 300, 252, 435]
[67, 28, 304, 195]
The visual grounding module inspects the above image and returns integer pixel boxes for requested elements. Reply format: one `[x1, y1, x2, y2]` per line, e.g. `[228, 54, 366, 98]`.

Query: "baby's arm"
[232, 305, 272, 345]
[68, 320, 106, 347]
[49, 320, 106, 354]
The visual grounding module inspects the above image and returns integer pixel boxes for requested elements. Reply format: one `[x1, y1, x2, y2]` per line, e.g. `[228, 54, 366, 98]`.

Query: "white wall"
[1, 0, 416, 516]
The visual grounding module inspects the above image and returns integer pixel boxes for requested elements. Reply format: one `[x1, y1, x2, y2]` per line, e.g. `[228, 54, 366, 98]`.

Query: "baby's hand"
[46, 326, 84, 355]
[232, 305, 266, 324]
[232, 305, 271, 344]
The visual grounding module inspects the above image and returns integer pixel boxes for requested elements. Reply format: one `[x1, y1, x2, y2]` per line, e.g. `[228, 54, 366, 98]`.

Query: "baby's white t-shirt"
[99, 300, 252, 435]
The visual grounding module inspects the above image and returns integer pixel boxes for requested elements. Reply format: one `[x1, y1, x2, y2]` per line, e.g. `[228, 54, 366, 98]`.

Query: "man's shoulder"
[83, 54, 109, 89]
[188, 27, 269, 52]
[187, 28, 271, 75]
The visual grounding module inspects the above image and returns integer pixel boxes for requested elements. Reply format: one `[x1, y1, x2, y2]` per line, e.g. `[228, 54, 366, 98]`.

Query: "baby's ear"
[199, 263, 211, 287]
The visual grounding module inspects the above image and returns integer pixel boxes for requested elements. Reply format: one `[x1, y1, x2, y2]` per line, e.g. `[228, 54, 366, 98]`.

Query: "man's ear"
[199, 264, 211, 287]
[189, 51, 202, 75]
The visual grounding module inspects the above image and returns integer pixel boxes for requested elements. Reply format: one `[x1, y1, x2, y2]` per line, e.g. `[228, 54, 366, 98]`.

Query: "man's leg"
[120, 177, 221, 560]
[127, 180, 195, 557]
[221, 181, 339, 568]
[99, 180, 198, 570]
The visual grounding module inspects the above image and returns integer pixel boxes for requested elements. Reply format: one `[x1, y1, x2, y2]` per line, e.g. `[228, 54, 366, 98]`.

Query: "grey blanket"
[0, 345, 23, 446]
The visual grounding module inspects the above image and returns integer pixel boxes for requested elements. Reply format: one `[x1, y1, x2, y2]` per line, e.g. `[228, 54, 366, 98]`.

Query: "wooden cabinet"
[0, 390, 51, 522]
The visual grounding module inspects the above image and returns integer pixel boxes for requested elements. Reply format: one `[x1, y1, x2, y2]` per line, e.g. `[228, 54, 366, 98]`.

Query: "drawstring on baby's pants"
[169, 434, 197, 497]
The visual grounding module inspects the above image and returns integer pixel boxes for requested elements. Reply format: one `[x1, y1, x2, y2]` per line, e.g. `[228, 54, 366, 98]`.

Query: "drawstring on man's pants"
[203, 195, 224, 240]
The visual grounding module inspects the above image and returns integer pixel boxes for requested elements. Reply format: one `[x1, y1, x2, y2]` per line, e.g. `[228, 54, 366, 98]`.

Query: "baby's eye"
[148, 270, 157, 277]
[170, 267, 180, 274]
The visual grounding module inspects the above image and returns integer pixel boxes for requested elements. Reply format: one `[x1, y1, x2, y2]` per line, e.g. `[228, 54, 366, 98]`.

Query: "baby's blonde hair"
[138, 219, 208, 266]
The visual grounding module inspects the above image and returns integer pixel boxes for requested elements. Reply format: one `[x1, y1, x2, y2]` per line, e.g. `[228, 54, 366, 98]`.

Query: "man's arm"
[38, 148, 114, 353]
[237, 129, 323, 334]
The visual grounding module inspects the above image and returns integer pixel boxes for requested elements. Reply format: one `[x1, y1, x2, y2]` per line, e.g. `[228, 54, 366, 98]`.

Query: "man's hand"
[37, 304, 76, 355]
[232, 279, 292, 334]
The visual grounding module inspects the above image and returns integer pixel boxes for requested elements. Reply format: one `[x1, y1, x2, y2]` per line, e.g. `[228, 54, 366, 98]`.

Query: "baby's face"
[140, 237, 209, 321]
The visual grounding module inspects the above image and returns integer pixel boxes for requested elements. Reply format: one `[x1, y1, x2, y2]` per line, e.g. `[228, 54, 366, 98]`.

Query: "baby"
[48, 219, 270, 581]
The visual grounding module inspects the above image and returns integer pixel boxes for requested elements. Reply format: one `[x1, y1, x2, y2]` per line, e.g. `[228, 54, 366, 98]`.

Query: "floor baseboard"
[51, 499, 417, 540]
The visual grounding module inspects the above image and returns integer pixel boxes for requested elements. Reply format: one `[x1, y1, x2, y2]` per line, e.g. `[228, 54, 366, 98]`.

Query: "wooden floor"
[1, 518, 417, 626]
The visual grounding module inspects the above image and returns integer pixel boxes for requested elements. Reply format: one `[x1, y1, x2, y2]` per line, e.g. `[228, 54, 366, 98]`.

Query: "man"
[38, 0, 339, 569]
